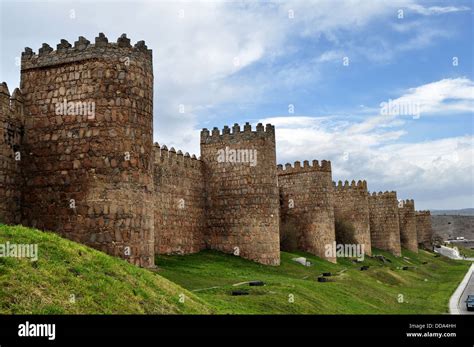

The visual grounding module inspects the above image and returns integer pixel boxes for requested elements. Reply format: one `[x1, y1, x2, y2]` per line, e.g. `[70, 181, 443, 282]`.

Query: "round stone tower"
[0, 83, 24, 225]
[200, 123, 280, 266]
[368, 191, 401, 256]
[20, 33, 155, 267]
[416, 210, 433, 250]
[333, 180, 372, 256]
[398, 199, 418, 253]
[278, 160, 337, 263]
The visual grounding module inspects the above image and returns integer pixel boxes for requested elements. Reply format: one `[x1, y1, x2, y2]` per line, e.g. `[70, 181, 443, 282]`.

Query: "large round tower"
[200, 123, 281, 265]
[20, 33, 154, 267]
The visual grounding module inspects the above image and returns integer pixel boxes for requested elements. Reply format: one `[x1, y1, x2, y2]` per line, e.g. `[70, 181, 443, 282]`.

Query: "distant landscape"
[431, 208, 474, 216]
[431, 209, 474, 244]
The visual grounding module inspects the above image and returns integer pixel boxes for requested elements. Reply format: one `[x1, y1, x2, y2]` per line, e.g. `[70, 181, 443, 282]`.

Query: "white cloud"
[386, 77, 474, 116]
[346, 78, 474, 135]
[2, 0, 469, 153]
[259, 78, 474, 209]
[316, 50, 344, 63]
[145, 0, 413, 150]
[407, 4, 470, 16]
[271, 117, 473, 209]
[1, 1, 472, 208]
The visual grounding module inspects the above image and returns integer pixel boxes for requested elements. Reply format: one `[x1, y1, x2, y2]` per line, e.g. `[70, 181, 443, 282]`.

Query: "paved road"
[435, 246, 463, 259]
[458, 271, 474, 314]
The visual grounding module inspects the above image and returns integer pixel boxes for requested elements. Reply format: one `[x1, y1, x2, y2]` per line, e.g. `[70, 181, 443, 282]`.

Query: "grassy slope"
[0, 224, 470, 315]
[456, 245, 474, 258]
[156, 248, 471, 314]
[443, 243, 474, 258]
[0, 225, 212, 314]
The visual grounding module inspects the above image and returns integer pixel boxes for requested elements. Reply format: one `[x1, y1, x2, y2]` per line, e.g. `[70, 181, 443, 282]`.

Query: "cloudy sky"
[1, 0, 473, 209]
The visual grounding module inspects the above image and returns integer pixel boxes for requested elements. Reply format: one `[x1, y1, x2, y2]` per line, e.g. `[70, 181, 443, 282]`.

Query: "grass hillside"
[0, 224, 470, 314]
[0, 224, 212, 314]
[448, 243, 474, 258]
[156, 248, 471, 314]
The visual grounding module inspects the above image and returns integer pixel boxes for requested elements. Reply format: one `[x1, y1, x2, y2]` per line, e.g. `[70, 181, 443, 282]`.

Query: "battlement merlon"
[416, 210, 431, 216]
[369, 190, 398, 199]
[398, 199, 415, 208]
[153, 142, 202, 168]
[200, 122, 275, 144]
[21, 33, 152, 71]
[0, 82, 10, 114]
[0, 82, 24, 121]
[333, 179, 368, 191]
[277, 159, 331, 175]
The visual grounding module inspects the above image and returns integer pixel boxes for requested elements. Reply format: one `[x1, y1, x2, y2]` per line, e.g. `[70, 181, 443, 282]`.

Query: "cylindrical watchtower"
[200, 122, 280, 265]
[20, 33, 154, 267]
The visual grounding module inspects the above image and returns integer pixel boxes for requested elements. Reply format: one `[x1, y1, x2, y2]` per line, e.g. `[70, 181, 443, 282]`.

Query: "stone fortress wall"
[153, 143, 206, 255]
[398, 199, 418, 253]
[368, 191, 402, 256]
[278, 160, 336, 263]
[416, 210, 433, 250]
[19, 34, 155, 267]
[0, 33, 433, 267]
[0, 83, 23, 225]
[333, 180, 372, 256]
[200, 123, 280, 266]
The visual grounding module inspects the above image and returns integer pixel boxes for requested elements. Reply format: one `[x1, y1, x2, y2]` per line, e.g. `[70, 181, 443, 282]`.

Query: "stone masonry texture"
[200, 123, 280, 265]
[368, 191, 402, 256]
[333, 180, 372, 256]
[0, 33, 433, 267]
[278, 160, 337, 263]
[398, 199, 418, 253]
[19, 34, 155, 267]
[153, 143, 206, 255]
[0, 83, 23, 225]
[416, 210, 433, 250]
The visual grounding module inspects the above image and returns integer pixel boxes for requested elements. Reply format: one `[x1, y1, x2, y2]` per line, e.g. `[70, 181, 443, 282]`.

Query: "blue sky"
[0, 0, 473, 209]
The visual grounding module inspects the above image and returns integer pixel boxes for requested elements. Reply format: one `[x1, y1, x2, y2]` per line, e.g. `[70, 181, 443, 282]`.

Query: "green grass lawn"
[155, 248, 472, 314]
[0, 224, 470, 314]
[442, 242, 474, 258]
[0, 224, 212, 314]
[455, 244, 474, 258]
